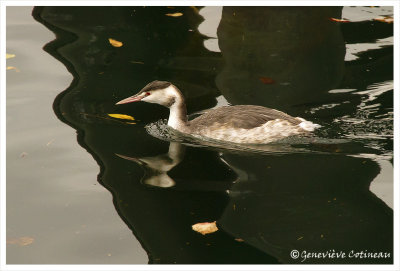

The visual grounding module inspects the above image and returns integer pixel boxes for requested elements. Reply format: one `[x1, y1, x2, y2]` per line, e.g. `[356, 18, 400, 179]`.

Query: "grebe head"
[116, 80, 182, 108]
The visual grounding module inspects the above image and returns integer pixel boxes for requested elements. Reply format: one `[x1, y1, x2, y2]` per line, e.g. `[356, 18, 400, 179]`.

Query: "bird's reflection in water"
[114, 137, 393, 264]
[116, 142, 185, 188]
[111, 139, 280, 264]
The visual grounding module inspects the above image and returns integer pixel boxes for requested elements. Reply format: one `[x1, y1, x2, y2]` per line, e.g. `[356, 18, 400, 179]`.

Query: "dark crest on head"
[140, 80, 171, 93]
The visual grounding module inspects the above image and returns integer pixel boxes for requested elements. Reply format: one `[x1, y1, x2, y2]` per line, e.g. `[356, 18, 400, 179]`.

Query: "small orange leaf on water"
[7, 237, 34, 246]
[329, 17, 350, 23]
[192, 221, 218, 235]
[259, 77, 276, 84]
[108, 38, 123, 47]
[374, 16, 393, 23]
[108, 114, 135, 120]
[165, 12, 183, 17]
[7, 66, 20, 72]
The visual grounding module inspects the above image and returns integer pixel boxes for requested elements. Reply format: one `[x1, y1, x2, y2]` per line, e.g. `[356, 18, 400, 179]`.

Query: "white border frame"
[1, 1, 399, 271]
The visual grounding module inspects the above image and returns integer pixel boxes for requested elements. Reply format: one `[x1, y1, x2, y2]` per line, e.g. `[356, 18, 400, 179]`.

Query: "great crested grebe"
[116, 81, 320, 144]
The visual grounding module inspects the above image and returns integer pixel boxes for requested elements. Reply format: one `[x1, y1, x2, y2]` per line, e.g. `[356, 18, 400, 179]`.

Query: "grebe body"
[116, 81, 319, 144]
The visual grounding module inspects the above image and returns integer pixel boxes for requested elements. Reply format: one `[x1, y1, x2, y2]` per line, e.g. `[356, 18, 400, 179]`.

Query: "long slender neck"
[167, 93, 188, 131]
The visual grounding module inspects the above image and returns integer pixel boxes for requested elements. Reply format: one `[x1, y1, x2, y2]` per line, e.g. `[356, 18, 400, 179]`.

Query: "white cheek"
[141, 95, 152, 102]
[142, 93, 161, 103]
[143, 92, 173, 105]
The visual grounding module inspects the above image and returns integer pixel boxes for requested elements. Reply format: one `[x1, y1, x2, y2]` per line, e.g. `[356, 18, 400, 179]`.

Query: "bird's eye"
[145, 92, 151, 96]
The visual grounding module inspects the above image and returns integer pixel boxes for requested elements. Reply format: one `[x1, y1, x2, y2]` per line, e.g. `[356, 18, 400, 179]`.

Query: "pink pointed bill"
[115, 95, 143, 105]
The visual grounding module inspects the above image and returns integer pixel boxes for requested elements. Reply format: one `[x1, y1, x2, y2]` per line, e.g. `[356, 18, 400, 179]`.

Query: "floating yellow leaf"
[6, 53, 16, 59]
[108, 38, 123, 47]
[7, 237, 34, 246]
[165, 12, 183, 17]
[192, 221, 218, 235]
[7, 66, 20, 72]
[108, 114, 135, 120]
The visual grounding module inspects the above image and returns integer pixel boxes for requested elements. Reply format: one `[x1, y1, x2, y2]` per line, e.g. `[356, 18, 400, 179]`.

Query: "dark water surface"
[7, 6, 393, 264]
